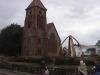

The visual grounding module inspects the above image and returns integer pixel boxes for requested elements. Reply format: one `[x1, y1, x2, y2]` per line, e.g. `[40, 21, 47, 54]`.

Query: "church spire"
[26, 0, 47, 10]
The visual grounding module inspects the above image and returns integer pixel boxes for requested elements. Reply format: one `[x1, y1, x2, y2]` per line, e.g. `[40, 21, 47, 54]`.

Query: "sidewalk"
[0, 69, 39, 75]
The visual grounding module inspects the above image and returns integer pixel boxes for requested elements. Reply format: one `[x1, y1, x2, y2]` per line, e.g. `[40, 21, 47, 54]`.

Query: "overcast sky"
[0, 0, 100, 45]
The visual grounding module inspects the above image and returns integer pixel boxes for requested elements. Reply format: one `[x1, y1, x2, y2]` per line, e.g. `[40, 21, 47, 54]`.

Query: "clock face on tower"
[37, 10, 44, 28]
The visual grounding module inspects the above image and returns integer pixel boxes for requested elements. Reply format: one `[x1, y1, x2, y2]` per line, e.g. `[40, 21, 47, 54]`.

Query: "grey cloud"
[0, 0, 31, 29]
[0, 0, 100, 45]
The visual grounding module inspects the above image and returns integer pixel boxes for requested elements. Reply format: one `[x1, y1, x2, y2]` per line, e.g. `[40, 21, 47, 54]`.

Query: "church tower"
[22, 0, 47, 56]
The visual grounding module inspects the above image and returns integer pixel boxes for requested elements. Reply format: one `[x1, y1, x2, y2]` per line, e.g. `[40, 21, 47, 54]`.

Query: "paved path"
[0, 69, 39, 75]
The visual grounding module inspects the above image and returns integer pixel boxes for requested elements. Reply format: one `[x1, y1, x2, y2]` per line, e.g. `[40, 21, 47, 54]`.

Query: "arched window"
[28, 37, 31, 55]
[49, 33, 57, 52]
[37, 15, 44, 28]
[28, 15, 32, 28]
[38, 48, 42, 56]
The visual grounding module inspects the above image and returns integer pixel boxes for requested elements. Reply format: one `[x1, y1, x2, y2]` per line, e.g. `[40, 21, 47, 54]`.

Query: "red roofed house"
[21, 0, 61, 57]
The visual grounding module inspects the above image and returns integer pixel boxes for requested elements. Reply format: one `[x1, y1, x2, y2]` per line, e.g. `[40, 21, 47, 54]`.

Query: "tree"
[0, 23, 23, 56]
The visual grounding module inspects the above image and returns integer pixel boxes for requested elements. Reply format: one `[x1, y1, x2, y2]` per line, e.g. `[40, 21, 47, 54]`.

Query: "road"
[0, 69, 39, 75]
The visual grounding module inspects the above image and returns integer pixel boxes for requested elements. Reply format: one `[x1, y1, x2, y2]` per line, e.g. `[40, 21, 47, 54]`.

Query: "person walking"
[93, 60, 100, 75]
[78, 60, 87, 75]
[45, 67, 49, 75]
[40, 59, 46, 75]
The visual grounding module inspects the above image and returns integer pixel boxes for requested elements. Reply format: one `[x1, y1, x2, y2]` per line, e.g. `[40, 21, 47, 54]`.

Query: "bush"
[40, 56, 53, 64]
[8, 56, 96, 66]
[55, 57, 80, 65]
[96, 56, 100, 60]
[90, 54, 99, 57]
[12, 56, 26, 62]
[11, 56, 40, 63]
[67, 57, 80, 65]
[55, 56, 67, 65]
[84, 59, 94, 66]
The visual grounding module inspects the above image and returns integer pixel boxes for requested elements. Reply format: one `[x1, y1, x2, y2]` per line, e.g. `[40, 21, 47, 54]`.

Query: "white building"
[95, 40, 100, 55]
[75, 45, 96, 56]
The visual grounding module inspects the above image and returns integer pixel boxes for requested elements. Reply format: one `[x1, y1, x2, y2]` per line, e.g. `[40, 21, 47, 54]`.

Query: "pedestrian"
[93, 59, 100, 75]
[78, 60, 87, 75]
[40, 59, 46, 75]
[45, 66, 49, 75]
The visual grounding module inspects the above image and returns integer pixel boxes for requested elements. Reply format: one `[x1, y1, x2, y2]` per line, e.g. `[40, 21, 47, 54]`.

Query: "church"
[21, 0, 61, 57]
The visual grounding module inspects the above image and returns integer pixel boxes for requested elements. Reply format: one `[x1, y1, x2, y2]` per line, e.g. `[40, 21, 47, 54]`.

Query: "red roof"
[26, 0, 47, 10]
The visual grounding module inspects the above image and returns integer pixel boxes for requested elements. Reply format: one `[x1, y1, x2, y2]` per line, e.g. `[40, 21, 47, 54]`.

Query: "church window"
[49, 33, 57, 51]
[37, 15, 44, 27]
[38, 38, 41, 44]
[28, 15, 32, 28]
[29, 10, 32, 15]
[28, 20, 32, 28]
[38, 48, 42, 55]
[39, 10, 42, 14]
[27, 37, 31, 55]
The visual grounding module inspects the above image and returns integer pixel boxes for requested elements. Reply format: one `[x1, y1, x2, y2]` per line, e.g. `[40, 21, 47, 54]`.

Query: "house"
[95, 40, 100, 55]
[75, 45, 96, 56]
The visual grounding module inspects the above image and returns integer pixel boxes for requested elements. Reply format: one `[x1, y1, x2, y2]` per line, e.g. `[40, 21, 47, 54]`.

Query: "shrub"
[11, 56, 41, 63]
[67, 57, 80, 65]
[40, 56, 53, 64]
[90, 54, 99, 57]
[84, 59, 94, 66]
[54, 56, 81, 65]
[55, 56, 67, 65]
[12, 56, 26, 62]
